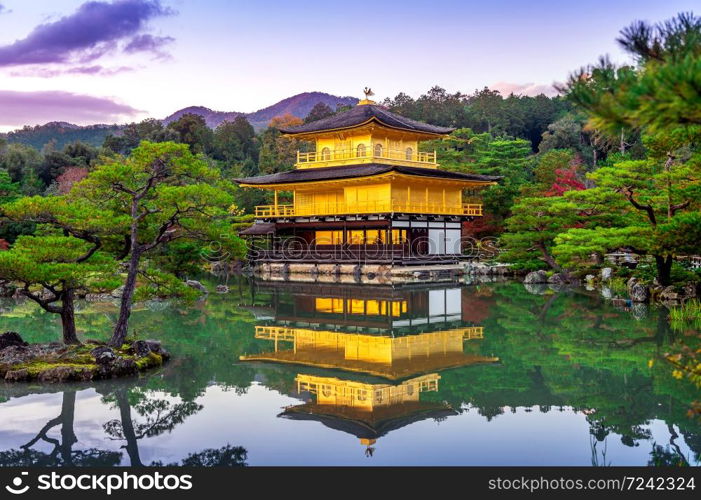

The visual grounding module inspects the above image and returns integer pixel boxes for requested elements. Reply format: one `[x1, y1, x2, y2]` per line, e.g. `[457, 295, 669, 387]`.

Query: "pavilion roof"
[235, 163, 500, 186]
[278, 104, 455, 136]
[279, 402, 457, 439]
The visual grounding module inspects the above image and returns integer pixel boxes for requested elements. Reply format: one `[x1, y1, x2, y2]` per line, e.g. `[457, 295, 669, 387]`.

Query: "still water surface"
[0, 279, 699, 466]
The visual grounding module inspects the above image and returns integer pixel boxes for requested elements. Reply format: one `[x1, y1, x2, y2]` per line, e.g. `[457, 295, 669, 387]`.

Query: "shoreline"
[1, 333, 170, 383]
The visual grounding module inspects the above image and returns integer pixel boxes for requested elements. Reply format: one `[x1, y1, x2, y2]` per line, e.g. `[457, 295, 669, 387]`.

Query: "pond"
[0, 278, 699, 466]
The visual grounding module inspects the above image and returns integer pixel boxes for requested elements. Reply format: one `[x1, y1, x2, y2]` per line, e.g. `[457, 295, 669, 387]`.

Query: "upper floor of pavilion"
[279, 97, 454, 169]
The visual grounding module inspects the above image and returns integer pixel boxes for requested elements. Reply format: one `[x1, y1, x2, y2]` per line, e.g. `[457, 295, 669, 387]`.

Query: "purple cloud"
[9, 65, 136, 77]
[124, 34, 174, 58]
[67, 65, 135, 75]
[0, 90, 142, 127]
[0, 0, 174, 67]
[0, 4, 9, 15]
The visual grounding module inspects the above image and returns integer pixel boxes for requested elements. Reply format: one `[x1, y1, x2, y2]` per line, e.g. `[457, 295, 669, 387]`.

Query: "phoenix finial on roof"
[363, 87, 375, 99]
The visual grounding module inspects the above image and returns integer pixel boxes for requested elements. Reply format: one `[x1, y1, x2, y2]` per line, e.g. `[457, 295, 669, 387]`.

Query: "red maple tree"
[545, 166, 585, 197]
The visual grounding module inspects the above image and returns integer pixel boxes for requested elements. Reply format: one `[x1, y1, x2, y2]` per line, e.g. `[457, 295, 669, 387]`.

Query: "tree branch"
[137, 208, 161, 221]
[115, 234, 131, 261]
[620, 187, 657, 226]
[75, 239, 102, 263]
[21, 416, 63, 449]
[134, 159, 169, 201]
[111, 182, 137, 196]
[670, 200, 690, 217]
[20, 284, 62, 314]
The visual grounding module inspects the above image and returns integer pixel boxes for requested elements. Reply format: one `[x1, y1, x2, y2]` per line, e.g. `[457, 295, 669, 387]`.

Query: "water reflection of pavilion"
[242, 283, 497, 450]
[245, 325, 491, 379]
[242, 283, 498, 379]
[281, 373, 457, 448]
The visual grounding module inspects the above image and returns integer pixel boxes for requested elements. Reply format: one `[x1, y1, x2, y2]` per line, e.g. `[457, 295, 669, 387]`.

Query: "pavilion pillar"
[274, 190, 278, 215]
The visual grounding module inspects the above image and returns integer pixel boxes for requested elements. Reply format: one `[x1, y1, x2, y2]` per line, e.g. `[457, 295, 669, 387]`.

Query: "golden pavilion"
[235, 91, 499, 273]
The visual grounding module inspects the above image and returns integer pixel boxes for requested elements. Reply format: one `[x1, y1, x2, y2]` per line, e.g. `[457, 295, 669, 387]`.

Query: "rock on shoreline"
[0, 332, 170, 383]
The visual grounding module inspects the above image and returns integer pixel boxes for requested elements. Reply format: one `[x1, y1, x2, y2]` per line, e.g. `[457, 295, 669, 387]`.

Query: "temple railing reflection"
[245, 325, 492, 379]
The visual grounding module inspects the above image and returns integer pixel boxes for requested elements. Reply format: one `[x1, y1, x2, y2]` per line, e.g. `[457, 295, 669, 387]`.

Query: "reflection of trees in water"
[0, 383, 248, 467]
[589, 433, 610, 467]
[102, 387, 203, 466]
[0, 390, 121, 467]
[426, 283, 701, 462]
[648, 440, 690, 467]
[151, 445, 247, 466]
[101, 385, 248, 467]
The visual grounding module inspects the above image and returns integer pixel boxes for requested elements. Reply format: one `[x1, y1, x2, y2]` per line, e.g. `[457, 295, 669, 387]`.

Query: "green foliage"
[533, 149, 575, 188]
[151, 241, 205, 278]
[1, 194, 129, 247]
[3, 123, 121, 150]
[549, 13, 701, 284]
[499, 196, 578, 270]
[304, 102, 334, 123]
[548, 152, 700, 284]
[212, 117, 257, 166]
[73, 141, 247, 345]
[656, 211, 701, 255]
[166, 114, 214, 155]
[0, 235, 118, 290]
[433, 130, 534, 223]
[0, 169, 21, 204]
[0, 143, 41, 185]
[257, 125, 304, 175]
[103, 119, 177, 155]
[77, 142, 234, 229]
[0, 233, 120, 343]
[384, 86, 571, 150]
[554, 226, 650, 267]
[474, 139, 534, 220]
[669, 299, 701, 327]
[0, 220, 35, 245]
[134, 269, 200, 302]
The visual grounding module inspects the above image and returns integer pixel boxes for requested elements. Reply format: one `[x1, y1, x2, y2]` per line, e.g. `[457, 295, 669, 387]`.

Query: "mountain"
[1, 91, 359, 150]
[162, 106, 242, 129]
[163, 91, 358, 129]
[2, 122, 123, 150]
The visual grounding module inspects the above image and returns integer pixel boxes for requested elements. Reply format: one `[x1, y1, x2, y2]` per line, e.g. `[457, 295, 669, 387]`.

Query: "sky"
[0, 0, 698, 131]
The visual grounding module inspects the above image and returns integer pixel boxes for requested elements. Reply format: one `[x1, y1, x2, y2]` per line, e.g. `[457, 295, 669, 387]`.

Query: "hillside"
[2, 122, 123, 150]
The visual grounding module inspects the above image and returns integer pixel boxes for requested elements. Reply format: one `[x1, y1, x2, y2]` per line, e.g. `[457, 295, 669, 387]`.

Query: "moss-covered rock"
[1, 333, 169, 383]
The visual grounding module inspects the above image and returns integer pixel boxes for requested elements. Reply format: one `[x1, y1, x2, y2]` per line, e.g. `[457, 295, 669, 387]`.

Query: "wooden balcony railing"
[296, 148, 437, 167]
[254, 201, 483, 218]
[255, 326, 296, 342]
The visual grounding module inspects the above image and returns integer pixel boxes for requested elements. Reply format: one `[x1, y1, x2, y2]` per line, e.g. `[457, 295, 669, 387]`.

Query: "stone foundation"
[252, 262, 472, 284]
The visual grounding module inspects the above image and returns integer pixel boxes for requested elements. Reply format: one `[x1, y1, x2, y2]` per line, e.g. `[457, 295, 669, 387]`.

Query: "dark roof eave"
[234, 163, 500, 186]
